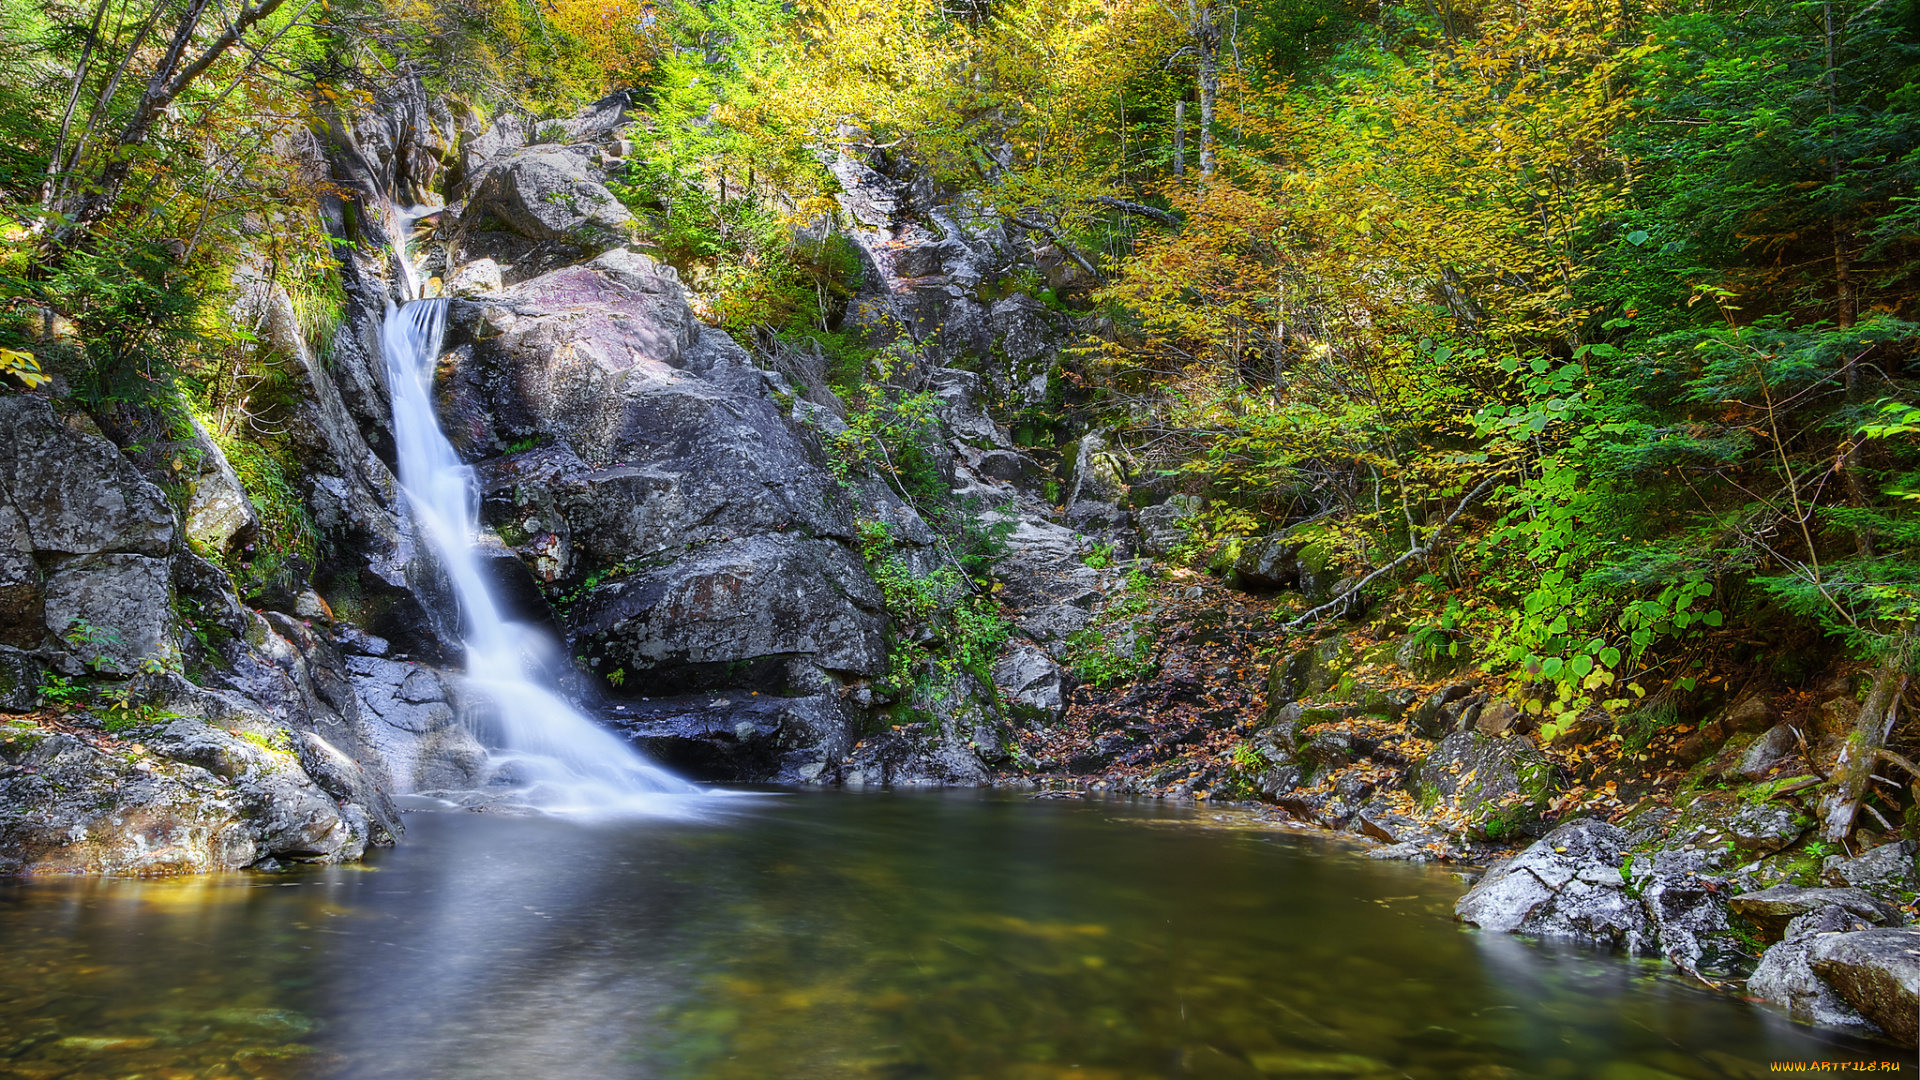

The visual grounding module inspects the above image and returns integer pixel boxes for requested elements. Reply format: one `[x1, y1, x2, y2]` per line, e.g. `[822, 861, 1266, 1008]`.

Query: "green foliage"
[1065, 575, 1157, 688]
[214, 431, 319, 597]
[1615, 700, 1681, 758]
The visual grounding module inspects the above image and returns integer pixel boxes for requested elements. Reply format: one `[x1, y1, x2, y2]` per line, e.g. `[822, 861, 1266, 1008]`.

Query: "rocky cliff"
[0, 78, 1160, 872]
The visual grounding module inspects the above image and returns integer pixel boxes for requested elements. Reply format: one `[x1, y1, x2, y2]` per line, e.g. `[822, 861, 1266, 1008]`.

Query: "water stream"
[0, 793, 1894, 1079]
[378, 212, 693, 811]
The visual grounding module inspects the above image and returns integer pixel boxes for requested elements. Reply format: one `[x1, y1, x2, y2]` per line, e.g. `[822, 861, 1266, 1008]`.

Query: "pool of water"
[0, 790, 1900, 1079]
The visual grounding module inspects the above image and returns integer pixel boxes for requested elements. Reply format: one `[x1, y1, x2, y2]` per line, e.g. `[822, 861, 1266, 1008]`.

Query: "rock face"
[0, 392, 411, 874]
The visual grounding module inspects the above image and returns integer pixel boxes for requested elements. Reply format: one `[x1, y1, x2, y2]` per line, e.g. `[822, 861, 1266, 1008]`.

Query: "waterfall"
[379, 211, 697, 812]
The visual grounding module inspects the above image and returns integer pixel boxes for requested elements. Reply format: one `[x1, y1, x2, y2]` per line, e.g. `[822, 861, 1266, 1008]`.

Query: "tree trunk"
[1819, 633, 1913, 844]
[1173, 100, 1186, 179]
[1198, 22, 1218, 177]
[56, 0, 290, 240]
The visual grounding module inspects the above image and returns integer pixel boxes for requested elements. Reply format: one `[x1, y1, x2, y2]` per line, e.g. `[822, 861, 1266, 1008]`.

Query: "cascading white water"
[379, 211, 697, 813]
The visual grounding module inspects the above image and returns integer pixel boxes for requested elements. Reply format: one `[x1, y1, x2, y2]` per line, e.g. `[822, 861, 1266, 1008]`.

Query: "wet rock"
[467, 146, 634, 249]
[1633, 846, 1737, 975]
[570, 535, 888, 686]
[1748, 906, 1883, 1035]
[294, 730, 402, 842]
[1455, 819, 1648, 951]
[344, 654, 489, 794]
[0, 732, 257, 875]
[1411, 731, 1558, 840]
[611, 691, 859, 783]
[1807, 927, 1920, 1043]
[1822, 841, 1920, 903]
[1728, 885, 1904, 938]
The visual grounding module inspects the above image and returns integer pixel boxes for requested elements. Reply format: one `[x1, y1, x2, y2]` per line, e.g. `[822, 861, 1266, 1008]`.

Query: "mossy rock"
[1409, 731, 1559, 840]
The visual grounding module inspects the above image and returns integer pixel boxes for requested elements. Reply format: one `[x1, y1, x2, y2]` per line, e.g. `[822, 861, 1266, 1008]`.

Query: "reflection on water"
[0, 791, 1897, 1079]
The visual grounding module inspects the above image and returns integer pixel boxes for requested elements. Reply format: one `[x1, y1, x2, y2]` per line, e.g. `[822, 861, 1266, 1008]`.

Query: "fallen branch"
[1285, 474, 1501, 633]
[1006, 214, 1100, 281]
[1087, 196, 1181, 227]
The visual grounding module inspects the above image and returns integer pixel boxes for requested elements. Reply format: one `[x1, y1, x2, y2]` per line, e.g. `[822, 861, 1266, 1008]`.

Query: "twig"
[1791, 725, 1829, 781]
[1284, 474, 1500, 632]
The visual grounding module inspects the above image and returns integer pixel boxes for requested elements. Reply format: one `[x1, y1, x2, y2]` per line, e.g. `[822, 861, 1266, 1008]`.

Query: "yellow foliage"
[0, 347, 50, 389]
[545, 0, 665, 88]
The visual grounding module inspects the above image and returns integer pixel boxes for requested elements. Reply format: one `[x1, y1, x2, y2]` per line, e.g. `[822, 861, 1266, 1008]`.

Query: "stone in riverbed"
[1822, 840, 1920, 903]
[1454, 819, 1649, 951]
[1727, 885, 1904, 939]
[1808, 927, 1920, 1043]
[1747, 906, 1883, 1036]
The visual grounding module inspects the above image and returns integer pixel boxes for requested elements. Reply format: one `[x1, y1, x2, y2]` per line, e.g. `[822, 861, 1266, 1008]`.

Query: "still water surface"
[0, 791, 1898, 1079]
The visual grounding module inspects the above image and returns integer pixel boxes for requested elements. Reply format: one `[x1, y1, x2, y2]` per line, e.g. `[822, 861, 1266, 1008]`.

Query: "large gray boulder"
[0, 716, 368, 876]
[1455, 819, 1648, 950]
[1748, 906, 1885, 1036]
[468, 146, 634, 249]
[570, 535, 888, 687]
[1808, 927, 1920, 1043]
[343, 654, 489, 794]
[0, 397, 178, 656]
[41, 553, 178, 673]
